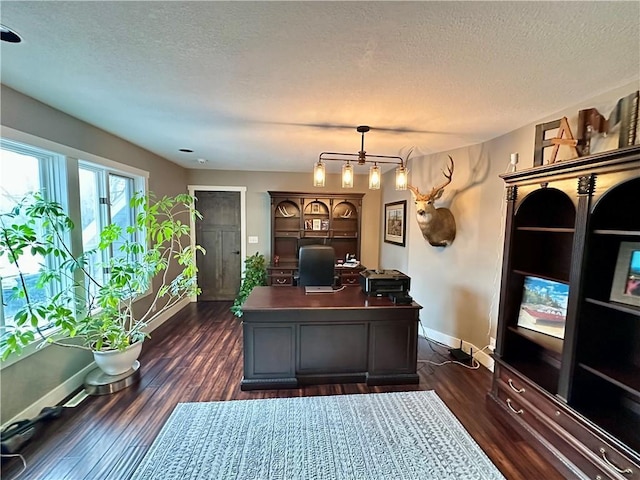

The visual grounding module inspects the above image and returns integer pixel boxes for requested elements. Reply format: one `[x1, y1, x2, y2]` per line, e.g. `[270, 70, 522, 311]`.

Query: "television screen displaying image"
[609, 242, 640, 307]
[516, 276, 569, 340]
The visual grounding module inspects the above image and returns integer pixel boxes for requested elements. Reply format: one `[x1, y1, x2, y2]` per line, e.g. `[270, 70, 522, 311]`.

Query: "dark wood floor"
[2, 302, 566, 480]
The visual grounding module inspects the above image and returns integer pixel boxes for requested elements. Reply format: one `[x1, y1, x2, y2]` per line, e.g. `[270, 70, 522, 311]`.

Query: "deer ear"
[407, 185, 419, 198]
[433, 189, 444, 200]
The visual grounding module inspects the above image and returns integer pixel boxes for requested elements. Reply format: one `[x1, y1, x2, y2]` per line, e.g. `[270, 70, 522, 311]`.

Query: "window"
[0, 138, 146, 353]
[0, 142, 63, 336]
[78, 165, 143, 304]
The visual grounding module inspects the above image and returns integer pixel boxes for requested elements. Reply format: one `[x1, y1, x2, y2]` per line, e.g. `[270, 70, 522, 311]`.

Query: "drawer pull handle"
[508, 379, 525, 394]
[506, 398, 523, 415]
[275, 278, 287, 284]
[599, 447, 633, 475]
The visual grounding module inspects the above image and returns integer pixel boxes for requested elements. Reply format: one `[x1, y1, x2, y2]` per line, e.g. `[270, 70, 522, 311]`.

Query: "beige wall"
[185, 170, 382, 269]
[380, 80, 640, 352]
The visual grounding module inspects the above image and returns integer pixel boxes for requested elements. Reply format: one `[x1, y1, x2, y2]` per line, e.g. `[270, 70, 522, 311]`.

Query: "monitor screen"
[516, 276, 569, 340]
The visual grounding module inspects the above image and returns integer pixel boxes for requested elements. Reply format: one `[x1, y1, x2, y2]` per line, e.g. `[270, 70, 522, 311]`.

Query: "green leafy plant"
[0, 191, 204, 360]
[231, 253, 267, 317]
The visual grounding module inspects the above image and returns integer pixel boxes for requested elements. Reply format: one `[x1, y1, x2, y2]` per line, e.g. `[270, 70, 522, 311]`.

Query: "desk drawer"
[340, 274, 360, 286]
[270, 268, 295, 277]
[268, 268, 295, 287]
[270, 276, 293, 286]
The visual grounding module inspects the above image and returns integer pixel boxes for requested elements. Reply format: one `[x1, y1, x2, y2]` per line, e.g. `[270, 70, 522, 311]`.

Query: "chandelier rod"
[318, 152, 404, 165]
[317, 125, 404, 166]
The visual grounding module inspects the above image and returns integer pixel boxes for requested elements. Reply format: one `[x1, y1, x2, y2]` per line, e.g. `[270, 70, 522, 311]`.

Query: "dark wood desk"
[241, 286, 421, 390]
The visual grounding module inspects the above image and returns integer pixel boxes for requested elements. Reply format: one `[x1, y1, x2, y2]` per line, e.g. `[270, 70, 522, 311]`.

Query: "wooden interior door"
[195, 191, 241, 301]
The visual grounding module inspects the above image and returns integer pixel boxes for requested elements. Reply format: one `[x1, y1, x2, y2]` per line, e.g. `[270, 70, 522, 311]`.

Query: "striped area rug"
[131, 391, 505, 479]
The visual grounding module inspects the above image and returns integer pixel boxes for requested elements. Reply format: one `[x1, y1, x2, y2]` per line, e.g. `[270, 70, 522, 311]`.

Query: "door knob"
[232, 250, 240, 254]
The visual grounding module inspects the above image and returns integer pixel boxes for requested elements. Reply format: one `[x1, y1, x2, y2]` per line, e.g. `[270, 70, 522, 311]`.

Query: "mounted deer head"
[408, 156, 456, 247]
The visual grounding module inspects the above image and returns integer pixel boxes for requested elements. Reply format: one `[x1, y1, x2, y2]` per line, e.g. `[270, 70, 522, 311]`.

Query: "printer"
[359, 269, 411, 297]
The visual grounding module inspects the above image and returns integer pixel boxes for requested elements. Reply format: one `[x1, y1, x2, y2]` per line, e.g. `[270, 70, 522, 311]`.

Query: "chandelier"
[313, 126, 407, 190]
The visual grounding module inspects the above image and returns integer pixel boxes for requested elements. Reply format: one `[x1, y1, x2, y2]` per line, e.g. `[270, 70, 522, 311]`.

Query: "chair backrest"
[298, 245, 336, 287]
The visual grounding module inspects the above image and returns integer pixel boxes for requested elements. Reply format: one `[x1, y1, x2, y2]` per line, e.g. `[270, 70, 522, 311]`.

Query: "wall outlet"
[248, 236, 258, 244]
[489, 337, 496, 350]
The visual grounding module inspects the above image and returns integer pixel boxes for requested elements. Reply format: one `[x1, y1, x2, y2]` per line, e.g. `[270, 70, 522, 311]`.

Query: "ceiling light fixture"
[313, 126, 407, 190]
[0, 24, 22, 43]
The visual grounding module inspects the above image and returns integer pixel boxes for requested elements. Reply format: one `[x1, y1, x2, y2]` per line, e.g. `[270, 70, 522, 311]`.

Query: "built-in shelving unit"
[267, 192, 365, 286]
[489, 145, 640, 478]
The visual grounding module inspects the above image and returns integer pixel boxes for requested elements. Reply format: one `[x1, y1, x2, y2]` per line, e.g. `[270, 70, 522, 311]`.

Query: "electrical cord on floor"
[1, 452, 27, 478]
[418, 334, 494, 370]
[422, 357, 481, 370]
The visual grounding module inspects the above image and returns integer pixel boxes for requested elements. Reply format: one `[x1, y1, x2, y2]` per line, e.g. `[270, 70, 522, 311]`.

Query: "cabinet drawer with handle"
[271, 277, 292, 286]
[340, 274, 360, 286]
[494, 385, 610, 479]
[495, 364, 639, 479]
[494, 362, 546, 408]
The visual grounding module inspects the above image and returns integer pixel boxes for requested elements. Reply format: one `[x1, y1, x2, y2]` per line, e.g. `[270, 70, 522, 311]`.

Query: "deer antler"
[429, 156, 454, 197]
[407, 184, 424, 200]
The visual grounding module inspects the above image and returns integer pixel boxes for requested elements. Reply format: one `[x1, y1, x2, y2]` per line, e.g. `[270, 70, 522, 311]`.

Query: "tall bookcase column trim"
[558, 174, 597, 401]
[495, 186, 518, 356]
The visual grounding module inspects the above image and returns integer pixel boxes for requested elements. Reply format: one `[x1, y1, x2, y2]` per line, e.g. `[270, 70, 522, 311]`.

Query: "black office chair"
[296, 245, 336, 287]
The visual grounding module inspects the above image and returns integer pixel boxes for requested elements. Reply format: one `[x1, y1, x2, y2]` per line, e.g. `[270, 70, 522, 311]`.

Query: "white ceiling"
[1, 1, 639, 173]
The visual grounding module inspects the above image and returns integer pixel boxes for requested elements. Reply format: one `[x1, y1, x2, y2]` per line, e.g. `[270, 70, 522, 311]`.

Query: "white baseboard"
[1, 362, 96, 430]
[2, 298, 192, 429]
[420, 326, 494, 372]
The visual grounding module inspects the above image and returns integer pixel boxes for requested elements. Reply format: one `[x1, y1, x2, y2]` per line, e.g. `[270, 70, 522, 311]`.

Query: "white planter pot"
[92, 341, 143, 376]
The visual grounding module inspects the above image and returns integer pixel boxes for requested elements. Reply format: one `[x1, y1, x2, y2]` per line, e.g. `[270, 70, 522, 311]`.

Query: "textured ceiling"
[1, 1, 639, 173]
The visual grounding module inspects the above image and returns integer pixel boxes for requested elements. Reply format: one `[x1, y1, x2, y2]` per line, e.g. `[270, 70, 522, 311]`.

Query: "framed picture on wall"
[609, 241, 640, 307]
[384, 200, 406, 247]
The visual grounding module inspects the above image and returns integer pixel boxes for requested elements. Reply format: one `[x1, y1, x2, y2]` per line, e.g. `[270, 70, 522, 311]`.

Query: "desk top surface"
[242, 286, 421, 311]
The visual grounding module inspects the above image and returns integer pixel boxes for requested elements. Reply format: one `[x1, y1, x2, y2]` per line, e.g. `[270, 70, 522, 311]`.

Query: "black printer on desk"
[359, 269, 411, 298]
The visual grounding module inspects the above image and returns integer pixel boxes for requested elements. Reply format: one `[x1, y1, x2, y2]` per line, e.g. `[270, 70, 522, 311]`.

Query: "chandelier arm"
[319, 152, 404, 166]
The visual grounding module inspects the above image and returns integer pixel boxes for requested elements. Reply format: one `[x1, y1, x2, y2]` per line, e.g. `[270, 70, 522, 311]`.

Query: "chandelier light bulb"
[395, 166, 407, 190]
[342, 162, 354, 188]
[313, 161, 325, 187]
[369, 164, 381, 190]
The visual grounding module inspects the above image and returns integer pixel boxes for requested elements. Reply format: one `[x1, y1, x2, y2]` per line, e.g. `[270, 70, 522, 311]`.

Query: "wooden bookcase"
[267, 191, 365, 286]
[489, 146, 640, 479]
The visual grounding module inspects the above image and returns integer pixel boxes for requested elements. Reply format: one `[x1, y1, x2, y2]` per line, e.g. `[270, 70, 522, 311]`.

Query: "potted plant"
[231, 253, 267, 317]
[0, 191, 203, 375]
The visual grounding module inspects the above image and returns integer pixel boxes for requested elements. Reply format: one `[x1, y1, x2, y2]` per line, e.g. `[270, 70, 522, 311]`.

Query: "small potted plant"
[0, 191, 204, 375]
[231, 253, 267, 317]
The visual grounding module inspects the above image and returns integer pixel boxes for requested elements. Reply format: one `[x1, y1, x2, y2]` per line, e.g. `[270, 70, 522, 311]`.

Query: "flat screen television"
[609, 241, 640, 307]
[516, 276, 569, 340]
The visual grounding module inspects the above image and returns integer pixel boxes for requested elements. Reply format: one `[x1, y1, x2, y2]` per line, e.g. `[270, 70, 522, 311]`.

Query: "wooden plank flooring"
[1, 302, 566, 480]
